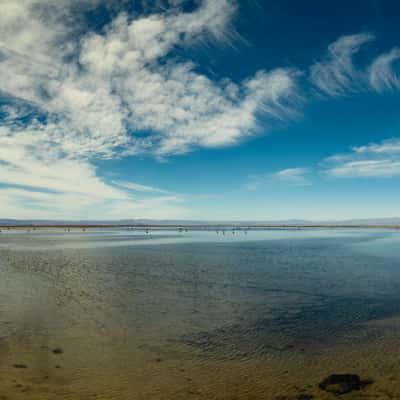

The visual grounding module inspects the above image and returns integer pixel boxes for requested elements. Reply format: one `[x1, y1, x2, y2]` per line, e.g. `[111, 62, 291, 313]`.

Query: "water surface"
[0, 228, 400, 399]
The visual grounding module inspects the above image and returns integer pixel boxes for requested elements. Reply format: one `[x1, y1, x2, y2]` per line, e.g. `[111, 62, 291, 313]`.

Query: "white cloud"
[310, 33, 374, 96]
[0, 0, 299, 158]
[0, 127, 125, 199]
[310, 33, 400, 97]
[0, 0, 300, 218]
[0, 123, 186, 219]
[352, 138, 400, 154]
[328, 160, 400, 178]
[113, 181, 170, 194]
[325, 137, 400, 178]
[246, 167, 311, 190]
[273, 167, 311, 185]
[0, 186, 186, 220]
[369, 47, 400, 92]
[78, 7, 299, 154]
[5, 5, 400, 219]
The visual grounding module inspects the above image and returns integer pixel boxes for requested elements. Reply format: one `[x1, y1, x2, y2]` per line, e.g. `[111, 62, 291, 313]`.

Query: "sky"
[0, 0, 400, 221]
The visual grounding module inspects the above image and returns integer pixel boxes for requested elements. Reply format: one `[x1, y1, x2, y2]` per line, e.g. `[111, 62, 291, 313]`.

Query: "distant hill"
[333, 218, 400, 226]
[1, 218, 400, 226]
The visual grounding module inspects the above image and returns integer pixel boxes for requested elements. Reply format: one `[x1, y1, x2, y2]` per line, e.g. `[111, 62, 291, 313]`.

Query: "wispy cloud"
[309, 33, 374, 97]
[369, 47, 400, 92]
[328, 160, 400, 177]
[246, 167, 311, 190]
[352, 138, 400, 154]
[310, 33, 400, 97]
[325, 137, 400, 178]
[273, 168, 311, 185]
[0, 186, 187, 220]
[0, 124, 186, 219]
[113, 181, 170, 194]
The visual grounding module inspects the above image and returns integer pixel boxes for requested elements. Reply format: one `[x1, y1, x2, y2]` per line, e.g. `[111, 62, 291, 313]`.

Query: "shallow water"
[0, 228, 400, 399]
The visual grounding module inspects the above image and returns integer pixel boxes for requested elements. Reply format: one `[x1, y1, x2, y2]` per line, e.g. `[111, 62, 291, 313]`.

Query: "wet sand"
[1, 326, 400, 400]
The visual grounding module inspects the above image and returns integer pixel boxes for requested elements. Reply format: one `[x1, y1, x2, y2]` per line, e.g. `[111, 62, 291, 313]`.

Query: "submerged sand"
[0, 229, 399, 399]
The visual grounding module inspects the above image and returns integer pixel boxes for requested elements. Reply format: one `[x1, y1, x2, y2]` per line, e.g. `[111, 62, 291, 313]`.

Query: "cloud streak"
[310, 33, 374, 97]
[310, 33, 400, 97]
[369, 47, 400, 92]
[246, 167, 311, 190]
[273, 168, 311, 185]
[113, 181, 170, 194]
[325, 138, 400, 178]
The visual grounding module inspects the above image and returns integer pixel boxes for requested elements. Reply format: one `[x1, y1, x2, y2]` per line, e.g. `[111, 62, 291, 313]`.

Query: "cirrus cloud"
[369, 47, 400, 92]
[309, 33, 374, 97]
[325, 137, 400, 178]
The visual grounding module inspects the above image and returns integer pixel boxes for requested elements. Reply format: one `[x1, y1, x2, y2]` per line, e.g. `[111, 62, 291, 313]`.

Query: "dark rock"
[319, 374, 373, 395]
[13, 364, 28, 369]
[52, 348, 63, 354]
[296, 395, 313, 400]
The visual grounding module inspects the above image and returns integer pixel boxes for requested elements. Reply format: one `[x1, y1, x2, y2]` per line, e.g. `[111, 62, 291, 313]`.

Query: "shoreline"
[1, 224, 400, 230]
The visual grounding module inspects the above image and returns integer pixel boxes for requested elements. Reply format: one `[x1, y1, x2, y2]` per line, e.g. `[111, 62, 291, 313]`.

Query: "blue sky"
[1, 0, 400, 220]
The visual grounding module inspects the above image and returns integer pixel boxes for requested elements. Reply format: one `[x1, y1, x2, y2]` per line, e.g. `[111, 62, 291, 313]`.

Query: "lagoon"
[0, 228, 399, 399]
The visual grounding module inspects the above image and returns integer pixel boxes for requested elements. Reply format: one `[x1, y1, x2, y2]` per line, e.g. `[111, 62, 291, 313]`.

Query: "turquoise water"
[0, 228, 399, 399]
